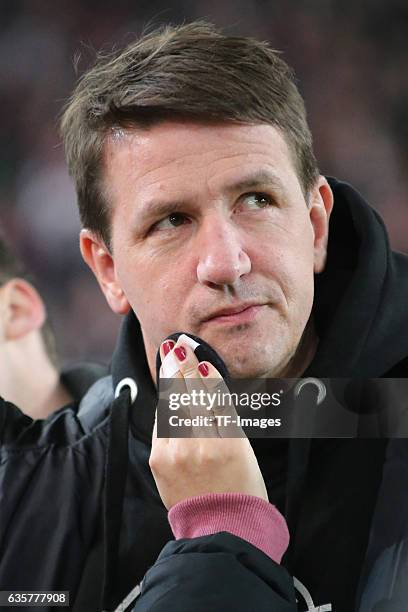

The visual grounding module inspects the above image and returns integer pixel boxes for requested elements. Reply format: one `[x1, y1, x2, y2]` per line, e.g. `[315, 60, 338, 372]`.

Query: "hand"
[149, 335, 268, 509]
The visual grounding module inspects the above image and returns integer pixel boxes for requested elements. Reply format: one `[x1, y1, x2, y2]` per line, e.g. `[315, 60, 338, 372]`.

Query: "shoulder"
[0, 374, 114, 448]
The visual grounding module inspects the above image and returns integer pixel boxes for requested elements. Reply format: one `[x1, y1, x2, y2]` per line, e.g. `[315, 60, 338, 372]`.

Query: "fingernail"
[162, 340, 175, 356]
[174, 346, 187, 361]
[198, 362, 209, 377]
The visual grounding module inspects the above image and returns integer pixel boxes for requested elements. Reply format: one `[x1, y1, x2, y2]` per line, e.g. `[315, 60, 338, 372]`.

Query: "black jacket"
[1, 178, 407, 612]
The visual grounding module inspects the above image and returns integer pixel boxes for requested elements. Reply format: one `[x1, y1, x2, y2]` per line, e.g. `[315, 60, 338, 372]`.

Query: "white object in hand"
[160, 334, 200, 378]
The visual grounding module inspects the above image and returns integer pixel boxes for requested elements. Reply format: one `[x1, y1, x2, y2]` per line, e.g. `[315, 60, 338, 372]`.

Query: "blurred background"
[0, 0, 407, 367]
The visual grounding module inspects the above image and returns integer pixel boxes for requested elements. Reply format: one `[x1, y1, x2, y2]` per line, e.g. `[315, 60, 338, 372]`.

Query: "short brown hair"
[61, 21, 319, 248]
[0, 235, 58, 366]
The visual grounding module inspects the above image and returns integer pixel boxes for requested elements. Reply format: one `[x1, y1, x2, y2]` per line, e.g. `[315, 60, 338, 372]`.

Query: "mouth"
[201, 303, 267, 326]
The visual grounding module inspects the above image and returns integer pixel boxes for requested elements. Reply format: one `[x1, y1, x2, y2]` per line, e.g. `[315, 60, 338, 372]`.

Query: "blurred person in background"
[1, 22, 408, 612]
[0, 233, 106, 418]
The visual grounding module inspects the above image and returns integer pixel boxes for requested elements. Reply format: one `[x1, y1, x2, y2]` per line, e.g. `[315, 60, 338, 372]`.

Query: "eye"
[152, 212, 191, 232]
[240, 192, 274, 210]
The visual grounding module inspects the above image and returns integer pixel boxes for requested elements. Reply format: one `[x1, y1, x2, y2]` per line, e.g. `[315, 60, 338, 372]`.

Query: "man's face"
[84, 121, 332, 378]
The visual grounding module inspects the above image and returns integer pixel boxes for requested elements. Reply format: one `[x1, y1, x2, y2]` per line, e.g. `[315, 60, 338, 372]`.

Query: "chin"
[220, 352, 278, 379]
[228, 364, 278, 379]
[197, 320, 293, 378]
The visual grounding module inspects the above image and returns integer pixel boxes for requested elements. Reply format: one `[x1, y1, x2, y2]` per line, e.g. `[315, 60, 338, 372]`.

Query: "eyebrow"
[223, 170, 285, 196]
[136, 199, 188, 225]
[136, 169, 285, 224]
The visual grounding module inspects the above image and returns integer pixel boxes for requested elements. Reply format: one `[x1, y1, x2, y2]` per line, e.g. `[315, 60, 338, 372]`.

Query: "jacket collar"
[111, 311, 157, 445]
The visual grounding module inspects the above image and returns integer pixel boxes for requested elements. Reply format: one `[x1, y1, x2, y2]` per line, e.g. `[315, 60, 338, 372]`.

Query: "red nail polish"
[198, 362, 209, 377]
[174, 346, 187, 361]
[162, 340, 175, 356]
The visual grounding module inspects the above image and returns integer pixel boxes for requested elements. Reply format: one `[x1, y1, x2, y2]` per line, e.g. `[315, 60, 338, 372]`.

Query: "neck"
[0, 334, 73, 419]
[275, 317, 318, 378]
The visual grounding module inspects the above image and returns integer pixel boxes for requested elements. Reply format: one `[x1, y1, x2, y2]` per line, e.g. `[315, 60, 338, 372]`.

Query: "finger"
[159, 333, 200, 380]
[160, 339, 176, 363]
[157, 339, 188, 440]
[197, 360, 245, 438]
[152, 406, 158, 439]
[151, 405, 170, 453]
[171, 339, 219, 437]
[159, 339, 185, 382]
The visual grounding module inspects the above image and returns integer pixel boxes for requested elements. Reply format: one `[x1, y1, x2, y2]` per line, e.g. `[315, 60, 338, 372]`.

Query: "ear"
[1, 279, 46, 341]
[79, 229, 130, 314]
[308, 176, 334, 273]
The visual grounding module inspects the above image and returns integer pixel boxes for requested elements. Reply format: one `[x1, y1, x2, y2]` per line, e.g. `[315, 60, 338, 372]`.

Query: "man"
[1, 22, 407, 611]
[0, 235, 107, 419]
[0, 235, 66, 418]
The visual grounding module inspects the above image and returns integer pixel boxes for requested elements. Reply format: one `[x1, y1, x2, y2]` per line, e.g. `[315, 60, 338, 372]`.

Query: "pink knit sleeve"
[168, 492, 289, 563]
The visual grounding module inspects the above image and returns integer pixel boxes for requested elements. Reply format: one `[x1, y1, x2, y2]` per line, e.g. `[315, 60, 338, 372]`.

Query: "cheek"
[254, 238, 314, 289]
[116, 249, 189, 326]
[250, 210, 315, 266]
[251, 232, 315, 323]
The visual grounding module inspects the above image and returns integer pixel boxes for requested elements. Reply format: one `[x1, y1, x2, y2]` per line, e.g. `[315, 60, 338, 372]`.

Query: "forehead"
[102, 121, 301, 203]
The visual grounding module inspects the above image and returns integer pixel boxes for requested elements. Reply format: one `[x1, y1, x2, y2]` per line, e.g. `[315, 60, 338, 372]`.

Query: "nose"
[196, 216, 251, 287]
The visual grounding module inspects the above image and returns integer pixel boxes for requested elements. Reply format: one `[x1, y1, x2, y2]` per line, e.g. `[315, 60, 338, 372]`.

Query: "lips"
[202, 303, 266, 324]
[205, 303, 257, 319]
